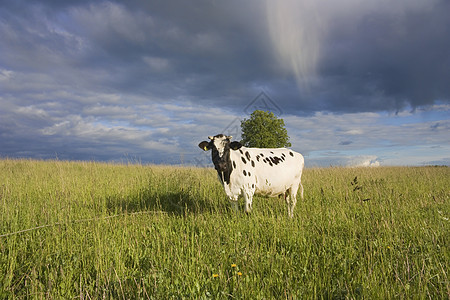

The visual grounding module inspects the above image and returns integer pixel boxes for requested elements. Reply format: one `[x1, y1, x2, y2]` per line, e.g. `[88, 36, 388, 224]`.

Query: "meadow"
[0, 159, 448, 299]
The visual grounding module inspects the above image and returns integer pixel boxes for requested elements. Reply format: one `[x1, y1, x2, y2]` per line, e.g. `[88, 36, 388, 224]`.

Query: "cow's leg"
[229, 195, 239, 212]
[287, 184, 299, 218]
[284, 189, 292, 217]
[299, 181, 304, 200]
[243, 190, 254, 214]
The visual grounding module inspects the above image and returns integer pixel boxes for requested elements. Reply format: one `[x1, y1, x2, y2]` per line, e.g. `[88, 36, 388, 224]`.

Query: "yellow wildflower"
[237, 272, 242, 276]
[231, 264, 237, 268]
[213, 274, 219, 278]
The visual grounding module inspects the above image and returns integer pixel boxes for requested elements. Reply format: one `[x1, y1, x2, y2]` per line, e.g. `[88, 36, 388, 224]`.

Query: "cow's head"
[198, 134, 242, 175]
[199, 134, 242, 155]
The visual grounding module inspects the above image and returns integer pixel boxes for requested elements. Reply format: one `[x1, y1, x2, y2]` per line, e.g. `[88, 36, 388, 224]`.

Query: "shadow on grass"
[106, 187, 222, 216]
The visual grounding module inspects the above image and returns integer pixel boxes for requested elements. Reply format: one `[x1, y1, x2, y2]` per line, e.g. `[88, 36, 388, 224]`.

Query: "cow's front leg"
[243, 190, 254, 214]
[229, 195, 239, 212]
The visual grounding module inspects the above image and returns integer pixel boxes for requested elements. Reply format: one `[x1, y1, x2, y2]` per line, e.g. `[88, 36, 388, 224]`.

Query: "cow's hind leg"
[299, 181, 304, 200]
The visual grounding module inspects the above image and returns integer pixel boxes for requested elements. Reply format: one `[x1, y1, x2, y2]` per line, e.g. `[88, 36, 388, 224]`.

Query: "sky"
[1, 0, 449, 167]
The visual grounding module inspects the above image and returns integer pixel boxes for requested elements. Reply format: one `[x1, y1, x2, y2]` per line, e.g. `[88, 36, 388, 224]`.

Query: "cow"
[198, 134, 304, 217]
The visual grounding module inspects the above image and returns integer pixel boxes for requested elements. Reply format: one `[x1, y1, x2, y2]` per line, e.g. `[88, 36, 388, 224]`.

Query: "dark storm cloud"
[317, 0, 450, 112]
[60, 0, 274, 104]
[2, 0, 449, 113]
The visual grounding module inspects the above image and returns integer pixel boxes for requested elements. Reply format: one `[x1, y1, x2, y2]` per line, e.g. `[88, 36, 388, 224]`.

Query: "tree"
[240, 110, 291, 148]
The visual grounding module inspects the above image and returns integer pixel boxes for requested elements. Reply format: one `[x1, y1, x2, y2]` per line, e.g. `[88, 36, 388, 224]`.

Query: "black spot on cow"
[245, 151, 251, 160]
[233, 161, 236, 169]
[239, 149, 243, 155]
[243, 170, 247, 176]
[289, 151, 294, 157]
[251, 160, 255, 167]
[248, 172, 251, 176]
[269, 161, 273, 167]
[256, 155, 260, 162]
[270, 157, 282, 165]
[270, 151, 274, 154]
[281, 153, 286, 158]
[260, 153, 264, 157]
[241, 157, 247, 164]
[252, 184, 255, 188]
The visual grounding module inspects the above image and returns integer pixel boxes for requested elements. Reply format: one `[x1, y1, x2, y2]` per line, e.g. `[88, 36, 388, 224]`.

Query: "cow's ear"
[230, 141, 242, 150]
[198, 141, 211, 151]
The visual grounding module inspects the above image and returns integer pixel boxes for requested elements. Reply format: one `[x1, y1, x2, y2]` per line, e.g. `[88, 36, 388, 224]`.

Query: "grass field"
[0, 159, 448, 299]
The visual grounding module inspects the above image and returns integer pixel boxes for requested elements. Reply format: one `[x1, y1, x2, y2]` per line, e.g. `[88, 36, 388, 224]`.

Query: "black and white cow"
[199, 134, 304, 217]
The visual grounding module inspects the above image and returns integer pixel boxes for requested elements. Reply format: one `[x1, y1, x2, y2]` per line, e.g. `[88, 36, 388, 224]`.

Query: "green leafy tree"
[240, 110, 291, 148]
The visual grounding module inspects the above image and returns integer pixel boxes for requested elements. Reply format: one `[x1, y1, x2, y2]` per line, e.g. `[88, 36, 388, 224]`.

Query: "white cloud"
[283, 107, 449, 166]
[15, 106, 49, 119]
[344, 129, 364, 135]
[143, 56, 171, 72]
[0, 69, 14, 81]
[350, 156, 381, 167]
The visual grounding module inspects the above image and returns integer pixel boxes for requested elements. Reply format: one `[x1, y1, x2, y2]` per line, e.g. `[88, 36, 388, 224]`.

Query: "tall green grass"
[0, 159, 448, 298]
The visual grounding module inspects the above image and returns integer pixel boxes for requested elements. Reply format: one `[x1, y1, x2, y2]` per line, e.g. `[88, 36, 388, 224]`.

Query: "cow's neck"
[212, 148, 232, 185]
